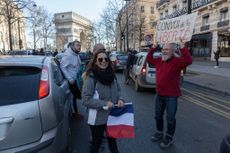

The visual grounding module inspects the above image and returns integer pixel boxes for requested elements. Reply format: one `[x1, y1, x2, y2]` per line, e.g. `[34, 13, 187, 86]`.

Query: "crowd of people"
[56, 38, 195, 153]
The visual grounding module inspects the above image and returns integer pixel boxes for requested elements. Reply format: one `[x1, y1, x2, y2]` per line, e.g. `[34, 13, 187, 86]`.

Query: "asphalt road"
[69, 73, 230, 153]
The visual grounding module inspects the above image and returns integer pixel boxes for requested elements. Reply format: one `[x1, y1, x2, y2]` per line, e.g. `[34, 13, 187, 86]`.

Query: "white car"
[129, 51, 183, 91]
[130, 52, 161, 91]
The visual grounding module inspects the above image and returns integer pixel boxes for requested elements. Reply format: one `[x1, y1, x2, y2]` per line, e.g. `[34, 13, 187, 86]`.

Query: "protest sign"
[156, 13, 197, 44]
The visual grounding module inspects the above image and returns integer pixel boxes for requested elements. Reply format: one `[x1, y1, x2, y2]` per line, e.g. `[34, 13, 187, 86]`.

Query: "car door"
[0, 66, 43, 150]
[50, 59, 71, 123]
[130, 55, 138, 79]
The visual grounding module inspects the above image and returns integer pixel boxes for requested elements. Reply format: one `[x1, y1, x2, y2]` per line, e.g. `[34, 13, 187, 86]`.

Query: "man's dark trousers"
[155, 94, 178, 137]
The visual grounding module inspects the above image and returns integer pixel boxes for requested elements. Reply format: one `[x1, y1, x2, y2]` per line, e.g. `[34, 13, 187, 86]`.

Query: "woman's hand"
[106, 101, 114, 108]
[117, 99, 125, 107]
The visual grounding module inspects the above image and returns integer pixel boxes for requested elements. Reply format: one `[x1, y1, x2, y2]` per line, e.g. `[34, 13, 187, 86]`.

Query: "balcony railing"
[192, 0, 217, 10]
[217, 20, 229, 28]
[164, 7, 187, 19]
[157, 0, 170, 8]
[200, 25, 210, 31]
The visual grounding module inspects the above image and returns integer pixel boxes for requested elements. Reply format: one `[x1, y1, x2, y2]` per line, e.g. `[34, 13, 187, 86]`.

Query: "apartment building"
[157, 0, 230, 61]
[116, 0, 159, 51]
[54, 12, 93, 51]
[0, 10, 26, 51]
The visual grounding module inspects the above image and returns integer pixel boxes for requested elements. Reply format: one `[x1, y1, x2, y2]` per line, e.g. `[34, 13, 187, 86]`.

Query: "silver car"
[0, 56, 71, 153]
[130, 52, 157, 91]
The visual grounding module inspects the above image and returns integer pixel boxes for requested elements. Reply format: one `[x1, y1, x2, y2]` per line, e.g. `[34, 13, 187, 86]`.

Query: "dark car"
[8, 50, 32, 55]
[79, 52, 91, 64]
[0, 56, 71, 153]
[109, 53, 128, 70]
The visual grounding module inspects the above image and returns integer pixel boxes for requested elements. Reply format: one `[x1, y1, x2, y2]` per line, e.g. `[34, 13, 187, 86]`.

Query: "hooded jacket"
[60, 47, 81, 82]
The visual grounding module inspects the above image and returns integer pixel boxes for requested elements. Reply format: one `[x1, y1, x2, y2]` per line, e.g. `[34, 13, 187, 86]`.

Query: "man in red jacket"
[146, 42, 192, 148]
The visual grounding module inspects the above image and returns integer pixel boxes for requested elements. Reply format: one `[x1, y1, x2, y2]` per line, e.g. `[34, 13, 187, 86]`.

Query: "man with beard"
[146, 42, 192, 148]
[61, 40, 83, 118]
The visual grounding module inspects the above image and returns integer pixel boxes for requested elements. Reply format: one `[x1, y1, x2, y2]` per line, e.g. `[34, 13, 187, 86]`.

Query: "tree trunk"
[8, 19, 13, 51]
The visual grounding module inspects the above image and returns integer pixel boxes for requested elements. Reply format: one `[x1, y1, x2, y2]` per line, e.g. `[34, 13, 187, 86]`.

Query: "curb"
[184, 80, 230, 96]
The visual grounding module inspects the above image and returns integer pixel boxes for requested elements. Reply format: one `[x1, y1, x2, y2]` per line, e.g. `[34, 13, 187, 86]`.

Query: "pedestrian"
[82, 49, 125, 153]
[60, 40, 83, 118]
[214, 48, 220, 68]
[124, 49, 136, 85]
[146, 41, 192, 148]
[93, 43, 106, 54]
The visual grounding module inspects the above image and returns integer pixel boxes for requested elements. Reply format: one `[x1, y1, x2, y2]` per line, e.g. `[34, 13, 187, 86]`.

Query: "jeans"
[89, 125, 119, 153]
[155, 94, 178, 137]
[69, 82, 81, 113]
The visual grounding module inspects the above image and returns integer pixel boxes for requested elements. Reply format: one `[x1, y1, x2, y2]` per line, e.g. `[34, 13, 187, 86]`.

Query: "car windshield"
[117, 55, 128, 60]
[0, 66, 41, 106]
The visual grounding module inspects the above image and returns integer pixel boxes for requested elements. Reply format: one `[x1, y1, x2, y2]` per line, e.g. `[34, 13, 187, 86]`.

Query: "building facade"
[116, 0, 159, 51]
[0, 9, 26, 51]
[54, 12, 93, 51]
[157, 0, 230, 61]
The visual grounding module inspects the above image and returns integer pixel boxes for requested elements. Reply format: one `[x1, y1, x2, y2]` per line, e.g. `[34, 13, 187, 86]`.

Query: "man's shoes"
[151, 131, 163, 142]
[160, 135, 173, 148]
[73, 112, 84, 119]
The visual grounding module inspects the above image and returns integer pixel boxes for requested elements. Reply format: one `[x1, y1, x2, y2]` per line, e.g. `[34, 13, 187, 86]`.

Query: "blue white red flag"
[106, 103, 135, 138]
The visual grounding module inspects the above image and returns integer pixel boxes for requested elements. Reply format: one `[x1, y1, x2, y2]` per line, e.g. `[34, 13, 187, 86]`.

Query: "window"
[62, 15, 64, 18]
[137, 56, 144, 66]
[173, 5, 177, 12]
[141, 17, 145, 23]
[160, 12, 164, 19]
[0, 67, 41, 106]
[165, 10, 168, 16]
[220, 11, 227, 22]
[151, 6, 154, 14]
[202, 16, 209, 26]
[141, 6, 145, 13]
[52, 59, 64, 86]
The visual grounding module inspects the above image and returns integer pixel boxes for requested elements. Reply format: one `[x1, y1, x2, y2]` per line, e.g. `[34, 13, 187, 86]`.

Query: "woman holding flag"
[82, 48, 124, 153]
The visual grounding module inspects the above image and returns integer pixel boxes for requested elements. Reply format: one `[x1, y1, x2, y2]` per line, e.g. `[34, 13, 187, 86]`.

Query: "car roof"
[0, 56, 47, 68]
[136, 52, 147, 56]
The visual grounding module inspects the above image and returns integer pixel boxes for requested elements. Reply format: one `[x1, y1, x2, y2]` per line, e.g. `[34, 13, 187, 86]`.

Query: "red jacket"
[146, 47, 192, 96]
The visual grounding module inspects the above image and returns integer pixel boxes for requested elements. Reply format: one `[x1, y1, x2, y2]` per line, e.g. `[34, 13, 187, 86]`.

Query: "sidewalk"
[184, 60, 230, 95]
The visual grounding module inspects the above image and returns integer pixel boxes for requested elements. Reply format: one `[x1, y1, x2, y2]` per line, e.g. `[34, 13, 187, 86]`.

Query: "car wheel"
[135, 80, 141, 92]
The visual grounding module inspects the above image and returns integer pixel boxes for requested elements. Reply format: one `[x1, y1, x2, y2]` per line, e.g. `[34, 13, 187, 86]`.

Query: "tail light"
[141, 62, 146, 75]
[39, 65, 49, 99]
[115, 60, 120, 65]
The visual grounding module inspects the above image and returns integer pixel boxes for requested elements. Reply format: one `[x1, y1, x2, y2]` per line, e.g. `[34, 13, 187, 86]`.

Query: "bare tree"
[93, 0, 124, 51]
[0, 0, 35, 50]
[131, 6, 146, 51]
[39, 8, 54, 50]
[27, 5, 44, 50]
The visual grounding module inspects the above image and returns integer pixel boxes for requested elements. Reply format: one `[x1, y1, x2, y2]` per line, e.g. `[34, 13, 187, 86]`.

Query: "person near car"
[82, 49, 125, 153]
[214, 47, 221, 68]
[146, 42, 192, 148]
[60, 40, 83, 118]
[125, 49, 137, 85]
[93, 43, 106, 54]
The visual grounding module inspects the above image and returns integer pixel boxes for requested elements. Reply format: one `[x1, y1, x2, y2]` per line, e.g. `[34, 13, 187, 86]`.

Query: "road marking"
[183, 95, 230, 120]
[182, 87, 230, 104]
[182, 88, 230, 111]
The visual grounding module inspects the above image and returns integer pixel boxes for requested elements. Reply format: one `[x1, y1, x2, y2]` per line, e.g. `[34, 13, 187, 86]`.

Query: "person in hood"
[60, 40, 83, 118]
[146, 41, 192, 148]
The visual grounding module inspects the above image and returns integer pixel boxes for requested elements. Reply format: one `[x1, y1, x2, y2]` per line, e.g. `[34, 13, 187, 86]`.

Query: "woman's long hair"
[82, 50, 114, 79]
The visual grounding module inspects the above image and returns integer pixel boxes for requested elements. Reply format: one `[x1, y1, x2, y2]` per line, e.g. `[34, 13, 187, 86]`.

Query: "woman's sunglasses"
[97, 57, 109, 63]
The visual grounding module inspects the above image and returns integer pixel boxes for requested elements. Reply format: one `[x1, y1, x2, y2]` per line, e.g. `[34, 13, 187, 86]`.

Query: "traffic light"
[121, 32, 125, 40]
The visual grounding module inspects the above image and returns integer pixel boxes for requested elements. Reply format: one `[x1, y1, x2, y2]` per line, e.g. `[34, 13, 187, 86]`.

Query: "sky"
[34, 0, 108, 22]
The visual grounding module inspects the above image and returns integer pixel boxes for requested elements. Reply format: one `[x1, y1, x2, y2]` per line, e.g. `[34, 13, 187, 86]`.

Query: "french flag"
[106, 103, 135, 138]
